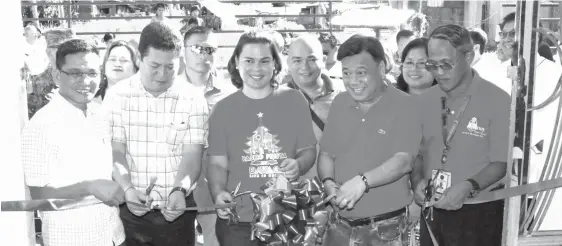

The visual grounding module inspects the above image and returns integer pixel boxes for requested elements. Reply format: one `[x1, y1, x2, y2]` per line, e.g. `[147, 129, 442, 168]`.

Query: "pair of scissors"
[144, 177, 157, 209]
[225, 182, 252, 224]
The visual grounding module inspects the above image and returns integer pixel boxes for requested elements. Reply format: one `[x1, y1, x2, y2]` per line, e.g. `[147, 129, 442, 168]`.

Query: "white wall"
[0, 1, 36, 245]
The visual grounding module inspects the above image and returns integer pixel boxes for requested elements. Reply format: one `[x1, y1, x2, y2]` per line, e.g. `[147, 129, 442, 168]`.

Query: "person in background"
[181, 17, 201, 35]
[284, 35, 344, 180]
[103, 33, 116, 48]
[151, 3, 169, 23]
[106, 22, 208, 246]
[391, 29, 416, 80]
[22, 38, 126, 246]
[396, 37, 437, 95]
[94, 40, 139, 103]
[23, 22, 49, 77]
[207, 30, 317, 246]
[27, 28, 75, 119]
[413, 24, 509, 246]
[179, 26, 236, 246]
[190, 5, 205, 27]
[319, 34, 422, 246]
[319, 32, 338, 71]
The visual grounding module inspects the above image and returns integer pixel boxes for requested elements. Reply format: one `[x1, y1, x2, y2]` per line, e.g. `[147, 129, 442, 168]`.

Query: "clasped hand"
[332, 176, 366, 210]
[421, 181, 473, 211]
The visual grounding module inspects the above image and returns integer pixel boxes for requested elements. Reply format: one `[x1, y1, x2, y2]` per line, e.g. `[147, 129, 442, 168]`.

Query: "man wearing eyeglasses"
[178, 26, 235, 246]
[21, 39, 126, 246]
[412, 24, 510, 246]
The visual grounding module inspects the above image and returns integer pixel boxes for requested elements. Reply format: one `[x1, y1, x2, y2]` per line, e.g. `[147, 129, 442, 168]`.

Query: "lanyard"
[439, 95, 471, 170]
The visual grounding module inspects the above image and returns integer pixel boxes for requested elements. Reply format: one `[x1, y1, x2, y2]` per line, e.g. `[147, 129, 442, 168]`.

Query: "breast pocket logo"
[463, 117, 487, 138]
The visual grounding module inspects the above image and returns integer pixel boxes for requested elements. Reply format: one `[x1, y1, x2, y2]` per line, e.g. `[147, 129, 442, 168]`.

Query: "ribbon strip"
[1, 198, 236, 212]
[466, 176, 562, 204]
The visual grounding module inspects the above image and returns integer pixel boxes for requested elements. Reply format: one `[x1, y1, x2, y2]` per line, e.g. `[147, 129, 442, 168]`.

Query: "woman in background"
[94, 40, 138, 102]
[395, 37, 437, 95]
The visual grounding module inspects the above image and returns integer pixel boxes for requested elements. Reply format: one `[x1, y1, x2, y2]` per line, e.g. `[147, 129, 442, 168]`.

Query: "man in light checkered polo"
[105, 22, 209, 246]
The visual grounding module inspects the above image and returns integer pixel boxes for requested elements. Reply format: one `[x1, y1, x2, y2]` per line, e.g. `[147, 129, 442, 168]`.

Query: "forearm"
[29, 182, 92, 200]
[317, 152, 335, 181]
[174, 146, 204, 191]
[296, 146, 317, 176]
[112, 148, 133, 190]
[208, 161, 228, 202]
[364, 152, 413, 188]
[410, 154, 426, 189]
[471, 161, 507, 190]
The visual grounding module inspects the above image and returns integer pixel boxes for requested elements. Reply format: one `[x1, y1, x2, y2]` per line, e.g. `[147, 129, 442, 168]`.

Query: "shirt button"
[361, 118, 365, 122]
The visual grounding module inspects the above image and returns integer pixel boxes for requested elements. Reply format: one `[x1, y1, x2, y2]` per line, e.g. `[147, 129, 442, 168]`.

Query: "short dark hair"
[429, 24, 473, 53]
[138, 22, 183, 60]
[469, 28, 487, 54]
[227, 30, 283, 89]
[183, 26, 211, 44]
[337, 34, 386, 66]
[187, 17, 200, 26]
[55, 39, 99, 70]
[396, 37, 438, 93]
[396, 29, 415, 44]
[155, 3, 166, 10]
[501, 12, 516, 30]
[319, 32, 337, 48]
[103, 32, 115, 43]
[190, 5, 200, 12]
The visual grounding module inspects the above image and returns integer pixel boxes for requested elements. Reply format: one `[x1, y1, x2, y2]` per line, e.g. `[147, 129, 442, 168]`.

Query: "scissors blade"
[146, 177, 157, 195]
[233, 182, 241, 196]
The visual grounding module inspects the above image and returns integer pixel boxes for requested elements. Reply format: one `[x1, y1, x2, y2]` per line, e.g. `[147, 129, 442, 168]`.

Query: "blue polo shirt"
[418, 70, 510, 190]
[320, 85, 422, 218]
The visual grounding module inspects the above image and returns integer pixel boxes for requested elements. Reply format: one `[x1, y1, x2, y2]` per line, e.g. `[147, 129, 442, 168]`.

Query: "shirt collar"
[287, 73, 335, 103]
[51, 92, 98, 118]
[344, 82, 393, 108]
[183, 69, 222, 96]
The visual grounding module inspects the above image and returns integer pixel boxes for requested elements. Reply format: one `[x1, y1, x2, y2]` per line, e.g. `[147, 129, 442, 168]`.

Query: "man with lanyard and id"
[411, 24, 510, 246]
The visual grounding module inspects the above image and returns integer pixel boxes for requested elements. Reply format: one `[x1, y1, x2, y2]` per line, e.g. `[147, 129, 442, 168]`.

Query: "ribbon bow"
[249, 176, 333, 245]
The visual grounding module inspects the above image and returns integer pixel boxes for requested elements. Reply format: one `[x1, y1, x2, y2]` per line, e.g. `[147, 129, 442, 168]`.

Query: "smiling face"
[402, 47, 434, 90]
[341, 51, 385, 103]
[287, 39, 323, 87]
[500, 20, 516, 61]
[58, 52, 102, 107]
[104, 46, 136, 85]
[236, 43, 276, 90]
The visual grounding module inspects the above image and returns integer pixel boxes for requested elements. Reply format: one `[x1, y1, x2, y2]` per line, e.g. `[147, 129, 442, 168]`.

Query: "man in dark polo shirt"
[412, 24, 510, 246]
[318, 34, 422, 245]
[284, 34, 344, 180]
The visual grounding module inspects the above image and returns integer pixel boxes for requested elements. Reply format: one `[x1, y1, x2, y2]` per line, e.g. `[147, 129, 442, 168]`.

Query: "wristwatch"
[169, 186, 188, 197]
[466, 179, 480, 198]
[322, 177, 336, 185]
[358, 173, 369, 193]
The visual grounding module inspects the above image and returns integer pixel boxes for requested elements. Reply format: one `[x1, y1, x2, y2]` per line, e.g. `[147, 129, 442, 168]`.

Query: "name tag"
[431, 169, 451, 201]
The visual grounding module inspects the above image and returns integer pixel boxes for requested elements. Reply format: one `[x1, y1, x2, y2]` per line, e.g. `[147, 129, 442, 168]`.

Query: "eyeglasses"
[59, 69, 100, 79]
[402, 61, 427, 69]
[499, 30, 516, 39]
[188, 45, 217, 55]
[424, 61, 455, 72]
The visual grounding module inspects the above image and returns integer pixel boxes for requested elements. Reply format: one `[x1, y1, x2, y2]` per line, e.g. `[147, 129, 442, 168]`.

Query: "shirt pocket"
[166, 117, 189, 151]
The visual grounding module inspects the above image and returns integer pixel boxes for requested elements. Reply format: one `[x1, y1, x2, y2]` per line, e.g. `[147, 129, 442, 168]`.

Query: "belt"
[339, 207, 406, 227]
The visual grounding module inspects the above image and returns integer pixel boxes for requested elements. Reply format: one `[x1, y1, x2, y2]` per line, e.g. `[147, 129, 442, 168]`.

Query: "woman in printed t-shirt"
[206, 30, 318, 246]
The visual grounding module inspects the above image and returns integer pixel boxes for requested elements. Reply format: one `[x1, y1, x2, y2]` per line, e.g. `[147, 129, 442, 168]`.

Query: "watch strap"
[169, 186, 188, 197]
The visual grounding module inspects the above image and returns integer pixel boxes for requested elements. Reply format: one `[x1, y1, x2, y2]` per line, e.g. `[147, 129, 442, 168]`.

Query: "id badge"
[431, 169, 452, 201]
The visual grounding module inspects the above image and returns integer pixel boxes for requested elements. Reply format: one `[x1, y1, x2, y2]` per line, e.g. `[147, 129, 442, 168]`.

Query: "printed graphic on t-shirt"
[242, 112, 288, 178]
[463, 117, 487, 138]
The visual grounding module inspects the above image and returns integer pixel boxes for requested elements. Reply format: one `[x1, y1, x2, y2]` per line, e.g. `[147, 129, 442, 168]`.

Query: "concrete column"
[0, 1, 36, 246]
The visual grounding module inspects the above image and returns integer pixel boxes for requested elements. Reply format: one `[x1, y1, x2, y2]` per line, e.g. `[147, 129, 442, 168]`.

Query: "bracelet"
[169, 186, 188, 197]
[358, 173, 369, 193]
[322, 177, 336, 185]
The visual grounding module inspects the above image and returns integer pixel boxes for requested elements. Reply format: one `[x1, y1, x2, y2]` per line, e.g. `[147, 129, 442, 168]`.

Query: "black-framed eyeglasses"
[59, 69, 100, 79]
[188, 45, 217, 55]
[402, 61, 427, 69]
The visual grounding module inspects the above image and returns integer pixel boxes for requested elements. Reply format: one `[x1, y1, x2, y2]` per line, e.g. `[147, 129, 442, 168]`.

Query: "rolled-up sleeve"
[184, 96, 210, 145]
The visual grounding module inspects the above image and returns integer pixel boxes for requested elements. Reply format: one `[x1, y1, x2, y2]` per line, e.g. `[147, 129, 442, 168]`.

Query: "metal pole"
[502, 0, 540, 244]
[328, 1, 333, 35]
[67, 0, 72, 29]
